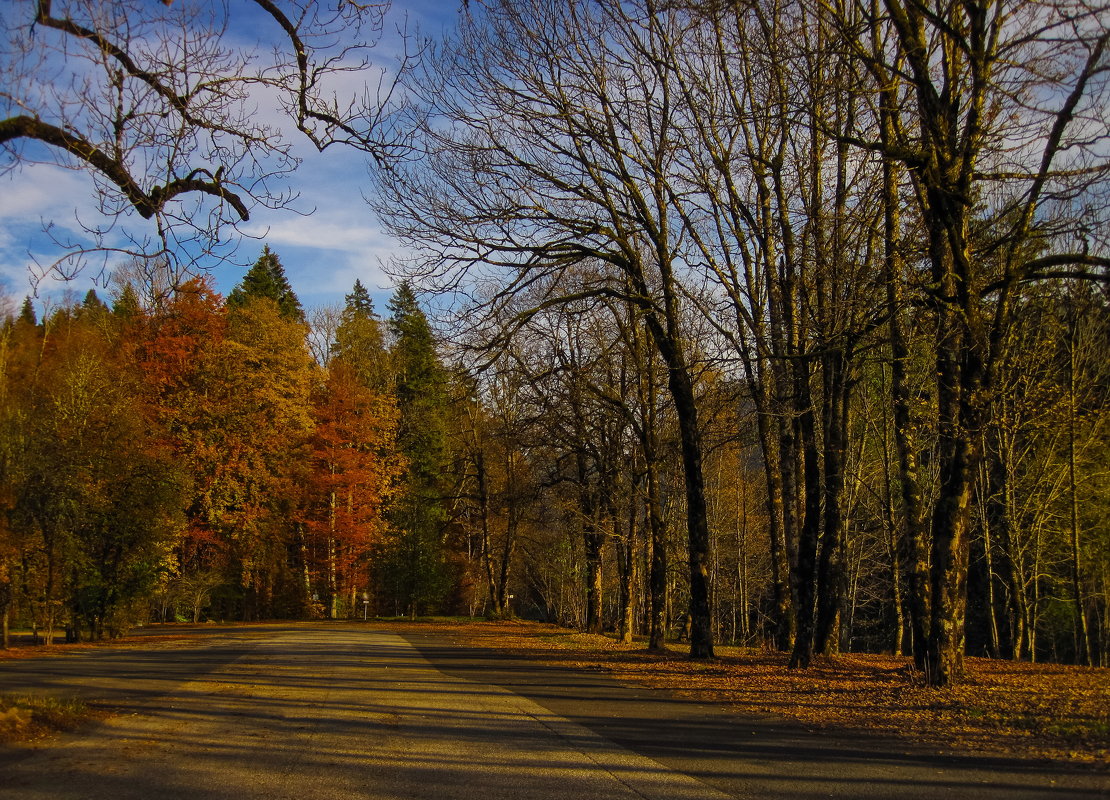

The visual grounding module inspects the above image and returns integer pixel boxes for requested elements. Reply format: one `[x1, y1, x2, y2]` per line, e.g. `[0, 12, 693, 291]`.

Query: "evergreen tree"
[333, 280, 387, 389]
[112, 284, 142, 320]
[389, 282, 448, 483]
[227, 246, 304, 322]
[18, 297, 36, 327]
[379, 282, 451, 615]
[80, 289, 109, 317]
[344, 279, 376, 317]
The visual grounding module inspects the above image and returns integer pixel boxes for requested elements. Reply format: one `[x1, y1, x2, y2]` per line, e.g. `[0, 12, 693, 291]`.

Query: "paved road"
[0, 624, 1105, 799]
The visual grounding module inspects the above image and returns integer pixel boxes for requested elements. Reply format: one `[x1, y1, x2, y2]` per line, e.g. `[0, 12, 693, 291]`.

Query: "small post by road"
[362, 593, 370, 621]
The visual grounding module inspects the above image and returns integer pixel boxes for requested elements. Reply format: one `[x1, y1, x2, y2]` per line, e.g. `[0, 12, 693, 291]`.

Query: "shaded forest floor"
[2, 619, 1107, 766]
[387, 618, 1109, 768]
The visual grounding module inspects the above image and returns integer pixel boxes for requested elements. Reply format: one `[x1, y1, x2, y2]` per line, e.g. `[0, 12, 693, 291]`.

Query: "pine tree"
[80, 289, 109, 317]
[227, 246, 304, 322]
[389, 283, 448, 483]
[112, 284, 142, 320]
[344, 279, 376, 317]
[379, 282, 451, 615]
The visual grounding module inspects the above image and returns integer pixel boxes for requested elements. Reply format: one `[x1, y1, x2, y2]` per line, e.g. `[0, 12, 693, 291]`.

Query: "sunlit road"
[0, 624, 1105, 799]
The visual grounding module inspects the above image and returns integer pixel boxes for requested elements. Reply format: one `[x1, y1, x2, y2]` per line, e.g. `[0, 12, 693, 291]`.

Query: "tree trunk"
[671, 369, 714, 658]
[1067, 327, 1093, 665]
[815, 348, 850, 655]
[925, 285, 981, 685]
[755, 395, 793, 650]
[617, 494, 635, 644]
[982, 443, 1017, 658]
[646, 454, 668, 652]
[578, 452, 604, 635]
[476, 451, 503, 617]
[878, 383, 907, 655]
[926, 436, 975, 685]
[790, 355, 822, 669]
[981, 513, 1001, 658]
[584, 521, 604, 635]
[498, 493, 517, 617]
[640, 304, 714, 659]
[736, 477, 751, 644]
[328, 484, 338, 620]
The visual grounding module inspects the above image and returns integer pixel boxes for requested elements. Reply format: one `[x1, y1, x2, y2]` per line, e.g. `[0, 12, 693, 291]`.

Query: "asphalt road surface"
[0, 624, 1105, 799]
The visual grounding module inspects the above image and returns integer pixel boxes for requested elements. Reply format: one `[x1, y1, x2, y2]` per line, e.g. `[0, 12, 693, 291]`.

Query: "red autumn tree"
[304, 362, 403, 618]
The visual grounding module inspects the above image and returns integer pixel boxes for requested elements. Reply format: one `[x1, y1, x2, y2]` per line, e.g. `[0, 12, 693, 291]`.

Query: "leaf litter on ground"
[2, 619, 1105, 765]
[390, 619, 1109, 768]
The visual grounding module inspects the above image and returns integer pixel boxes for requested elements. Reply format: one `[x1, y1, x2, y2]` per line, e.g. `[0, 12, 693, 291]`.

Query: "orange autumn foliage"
[302, 363, 404, 616]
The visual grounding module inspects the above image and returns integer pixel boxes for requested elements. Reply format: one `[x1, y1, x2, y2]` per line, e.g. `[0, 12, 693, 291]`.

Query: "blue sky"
[1, 1, 461, 317]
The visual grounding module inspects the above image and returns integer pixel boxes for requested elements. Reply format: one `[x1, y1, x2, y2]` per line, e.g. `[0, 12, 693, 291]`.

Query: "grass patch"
[1043, 719, 1110, 742]
[0, 694, 94, 744]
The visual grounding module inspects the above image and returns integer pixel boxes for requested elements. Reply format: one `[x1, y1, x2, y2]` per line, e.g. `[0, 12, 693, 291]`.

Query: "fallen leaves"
[395, 619, 1110, 767]
[3, 619, 1105, 766]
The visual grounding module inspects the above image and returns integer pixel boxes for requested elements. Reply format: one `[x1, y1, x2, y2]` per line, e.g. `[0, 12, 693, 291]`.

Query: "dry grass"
[0, 695, 96, 744]
[390, 619, 1110, 767]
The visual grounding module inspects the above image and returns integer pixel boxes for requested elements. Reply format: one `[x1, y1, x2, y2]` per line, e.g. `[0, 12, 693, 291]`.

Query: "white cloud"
[0, 163, 98, 226]
[242, 213, 382, 254]
[0, 2, 459, 309]
[0, 165, 96, 295]
[240, 198, 402, 304]
[0, 163, 157, 301]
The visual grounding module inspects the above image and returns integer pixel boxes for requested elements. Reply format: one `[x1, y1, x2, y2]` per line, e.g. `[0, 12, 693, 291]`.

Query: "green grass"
[1041, 719, 1110, 743]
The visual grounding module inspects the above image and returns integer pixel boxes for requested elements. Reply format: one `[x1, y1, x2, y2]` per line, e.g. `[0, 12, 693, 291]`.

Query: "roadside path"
[0, 624, 1104, 799]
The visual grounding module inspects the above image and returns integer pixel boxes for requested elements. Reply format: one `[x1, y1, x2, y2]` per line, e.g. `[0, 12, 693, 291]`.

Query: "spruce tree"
[18, 297, 36, 326]
[80, 289, 109, 316]
[344, 279, 375, 317]
[112, 284, 142, 320]
[380, 281, 451, 615]
[227, 246, 304, 322]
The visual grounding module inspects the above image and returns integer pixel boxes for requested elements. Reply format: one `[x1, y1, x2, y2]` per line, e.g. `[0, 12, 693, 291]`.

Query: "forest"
[1, 0, 1108, 689]
[2, 237, 1107, 684]
[0, 254, 415, 638]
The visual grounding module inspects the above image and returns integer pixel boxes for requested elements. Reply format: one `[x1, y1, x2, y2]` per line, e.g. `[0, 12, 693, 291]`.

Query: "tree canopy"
[228, 247, 305, 322]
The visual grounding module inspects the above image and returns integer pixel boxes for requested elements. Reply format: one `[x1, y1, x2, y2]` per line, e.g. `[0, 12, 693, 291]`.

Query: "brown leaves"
[393, 620, 1110, 766]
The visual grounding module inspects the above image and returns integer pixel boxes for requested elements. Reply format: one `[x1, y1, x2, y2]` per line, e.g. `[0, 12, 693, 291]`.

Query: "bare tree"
[377, 0, 720, 656]
[830, 0, 1110, 684]
[308, 304, 344, 367]
[657, 0, 891, 664]
[2, 0, 401, 281]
